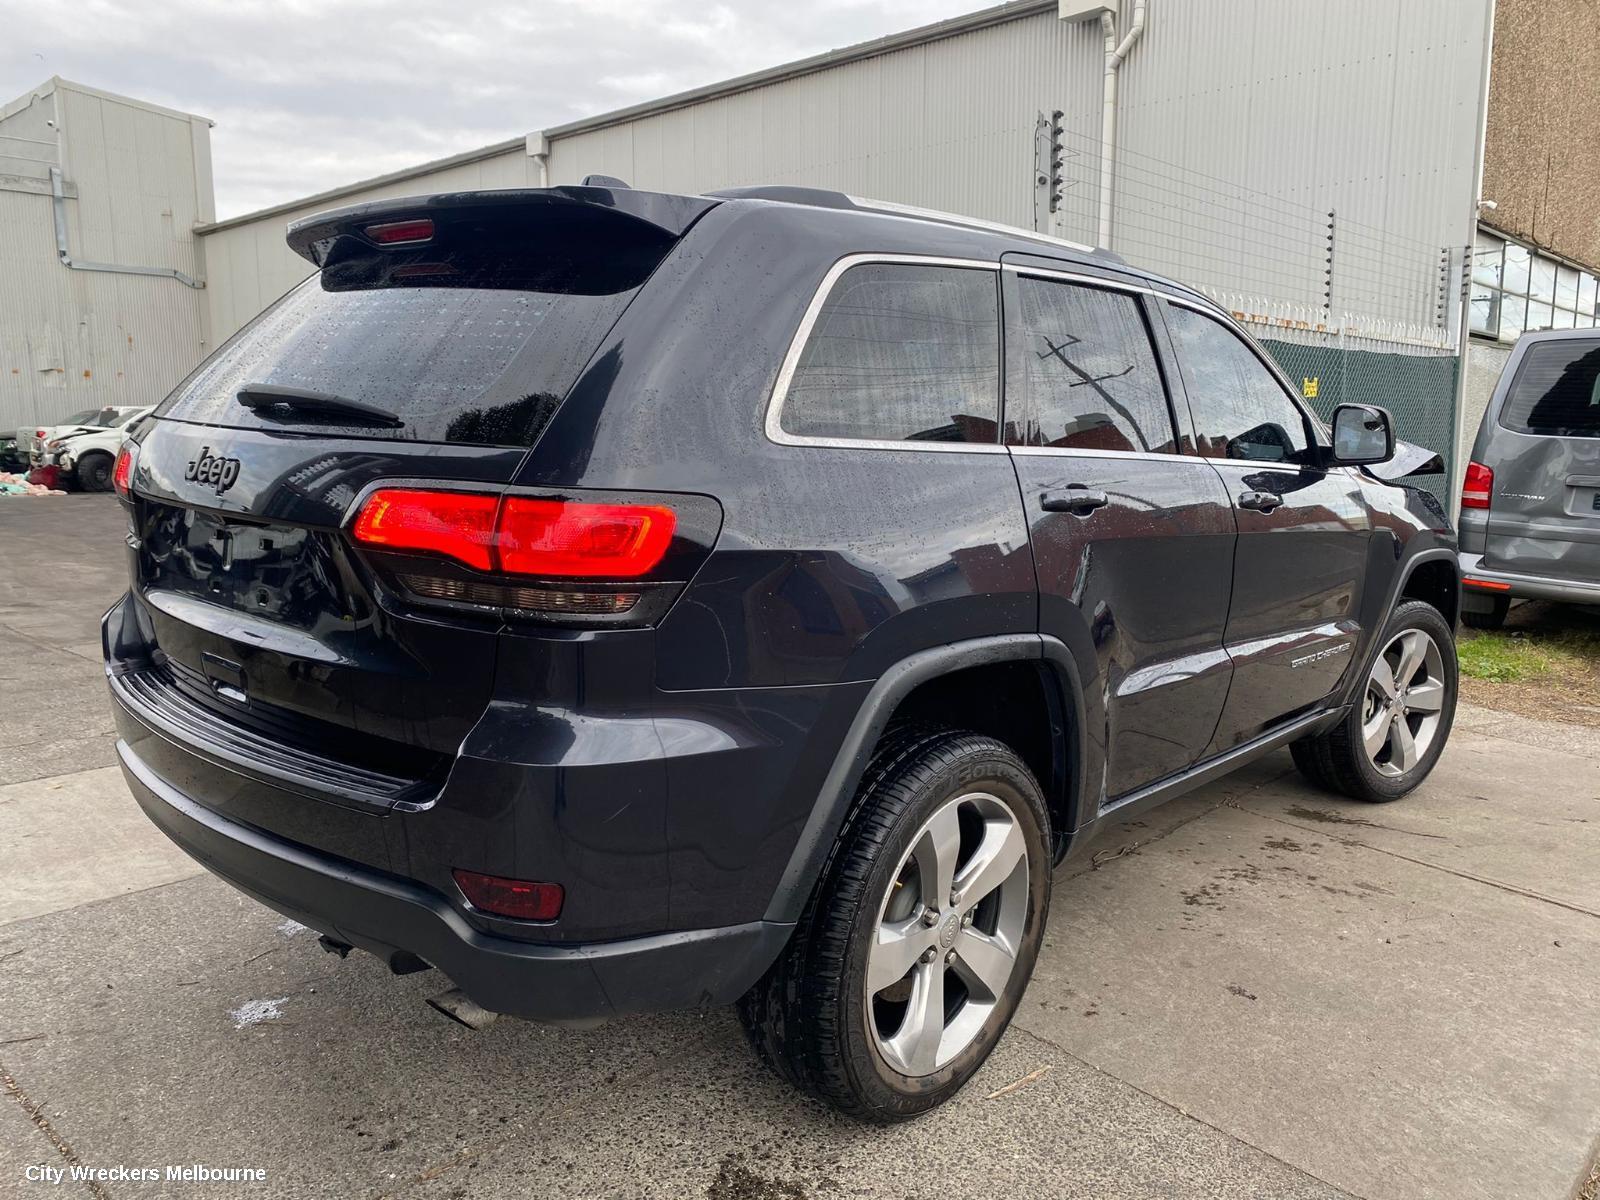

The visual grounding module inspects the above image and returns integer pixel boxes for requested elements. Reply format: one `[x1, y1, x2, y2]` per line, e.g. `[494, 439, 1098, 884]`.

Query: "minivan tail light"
[350, 489, 677, 578]
[113, 442, 136, 499]
[351, 489, 498, 571]
[1461, 461, 1493, 510]
[497, 498, 675, 578]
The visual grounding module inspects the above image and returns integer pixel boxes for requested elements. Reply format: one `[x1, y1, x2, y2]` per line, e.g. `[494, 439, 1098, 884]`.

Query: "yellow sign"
[1301, 377, 1320, 399]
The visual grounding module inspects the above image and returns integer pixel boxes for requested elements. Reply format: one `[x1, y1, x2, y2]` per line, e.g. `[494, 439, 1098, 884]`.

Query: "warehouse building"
[9, 0, 1594, 505]
[0, 79, 212, 434]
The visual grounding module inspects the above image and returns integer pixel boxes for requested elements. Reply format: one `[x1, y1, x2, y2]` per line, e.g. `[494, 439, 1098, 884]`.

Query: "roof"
[195, 0, 1057, 235]
[1, 76, 212, 127]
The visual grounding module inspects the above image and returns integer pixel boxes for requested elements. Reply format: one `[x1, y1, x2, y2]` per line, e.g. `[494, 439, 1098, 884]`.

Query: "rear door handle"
[1041, 487, 1110, 515]
[1238, 490, 1283, 513]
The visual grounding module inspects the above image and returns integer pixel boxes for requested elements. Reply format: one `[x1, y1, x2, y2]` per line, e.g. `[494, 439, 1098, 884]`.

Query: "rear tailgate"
[113, 186, 717, 841]
[1484, 338, 1600, 582]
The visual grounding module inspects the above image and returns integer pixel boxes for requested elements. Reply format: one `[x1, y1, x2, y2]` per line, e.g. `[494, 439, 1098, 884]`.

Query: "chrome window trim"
[1008, 445, 1210, 464]
[764, 253, 1008, 454]
[1001, 261, 1162, 299]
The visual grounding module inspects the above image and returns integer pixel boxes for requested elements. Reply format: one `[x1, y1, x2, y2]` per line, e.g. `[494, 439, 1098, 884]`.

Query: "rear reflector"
[113, 443, 136, 499]
[351, 489, 499, 571]
[452, 869, 563, 921]
[399, 574, 640, 614]
[1461, 461, 1493, 510]
[351, 489, 676, 579]
[1463, 577, 1512, 592]
[365, 218, 435, 244]
[498, 498, 675, 578]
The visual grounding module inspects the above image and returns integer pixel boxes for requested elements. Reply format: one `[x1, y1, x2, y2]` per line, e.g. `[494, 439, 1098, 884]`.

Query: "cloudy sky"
[4, 0, 984, 219]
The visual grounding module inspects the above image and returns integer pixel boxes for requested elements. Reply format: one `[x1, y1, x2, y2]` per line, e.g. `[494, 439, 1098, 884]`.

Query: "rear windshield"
[158, 275, 635, 446]
[1500, 340, 1600, 438]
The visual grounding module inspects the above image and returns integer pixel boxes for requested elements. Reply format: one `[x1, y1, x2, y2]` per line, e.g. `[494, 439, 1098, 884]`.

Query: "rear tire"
[737, 727, 1051, 1121]
[75, 452, 114, 493]
[1291, 600, 1457, 803]
[1460, 595, 1509, 630]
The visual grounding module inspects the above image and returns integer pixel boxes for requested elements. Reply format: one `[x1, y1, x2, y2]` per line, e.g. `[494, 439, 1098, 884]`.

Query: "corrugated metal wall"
[0, 80, 212, 434]
[194, 0, 1490, 347]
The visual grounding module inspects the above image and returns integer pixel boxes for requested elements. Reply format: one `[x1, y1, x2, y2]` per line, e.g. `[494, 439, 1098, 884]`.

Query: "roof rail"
[705, 184, 1117, 261]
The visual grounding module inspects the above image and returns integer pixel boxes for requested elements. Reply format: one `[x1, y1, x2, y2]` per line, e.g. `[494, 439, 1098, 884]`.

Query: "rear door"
[122, 190, 711, 806]
[1159, 301, 1371, 754]
[1483, 335, 1600, 582]
[1002, 264, 1236, 800]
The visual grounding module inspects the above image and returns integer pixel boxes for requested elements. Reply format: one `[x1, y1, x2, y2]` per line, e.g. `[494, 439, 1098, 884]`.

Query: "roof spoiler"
[286, 186, 718, 268]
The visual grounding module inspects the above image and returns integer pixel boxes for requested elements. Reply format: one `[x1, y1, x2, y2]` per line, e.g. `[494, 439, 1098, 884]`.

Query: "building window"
[1473, 225, 1600, 342]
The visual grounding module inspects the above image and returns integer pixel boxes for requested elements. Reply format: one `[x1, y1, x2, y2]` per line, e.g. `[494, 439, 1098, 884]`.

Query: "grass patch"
[1457, 634, 1553, 682]
[1457, 625, 1600, 683]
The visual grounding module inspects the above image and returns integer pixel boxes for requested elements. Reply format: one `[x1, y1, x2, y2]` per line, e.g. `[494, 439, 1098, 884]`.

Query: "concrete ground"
[2, 495, 1598, 1200]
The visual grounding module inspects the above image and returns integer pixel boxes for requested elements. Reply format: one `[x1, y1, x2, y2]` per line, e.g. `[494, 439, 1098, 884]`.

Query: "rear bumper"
[1458, 551, 1600, 605]
[115, 737, 791, 1022]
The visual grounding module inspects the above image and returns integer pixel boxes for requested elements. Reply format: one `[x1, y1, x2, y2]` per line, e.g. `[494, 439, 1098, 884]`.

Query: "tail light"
[452, 869, 563, 921]
[113, 442, 137, 499]
[365, 218, 434, 245]
[1461, 461, 1493, 510]
[349, 486, 717, 626]
[351, 489, 498, 570]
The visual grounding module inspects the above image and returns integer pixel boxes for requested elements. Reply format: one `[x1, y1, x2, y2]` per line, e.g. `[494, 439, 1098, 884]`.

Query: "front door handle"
[1238, 490, 1284, 513]
[1041, 486, 1110, 515]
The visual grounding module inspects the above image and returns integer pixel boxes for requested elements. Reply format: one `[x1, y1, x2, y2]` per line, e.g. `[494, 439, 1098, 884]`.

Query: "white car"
[31, 406, 153, 491]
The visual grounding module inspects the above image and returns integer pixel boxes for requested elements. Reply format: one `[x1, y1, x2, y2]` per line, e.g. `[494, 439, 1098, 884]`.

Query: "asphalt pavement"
[2, 495, 1597, 1199]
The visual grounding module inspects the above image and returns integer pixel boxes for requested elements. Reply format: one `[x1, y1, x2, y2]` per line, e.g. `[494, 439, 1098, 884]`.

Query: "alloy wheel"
[1362, 628, 1447, 778]
[866, 791, 1029, 1077]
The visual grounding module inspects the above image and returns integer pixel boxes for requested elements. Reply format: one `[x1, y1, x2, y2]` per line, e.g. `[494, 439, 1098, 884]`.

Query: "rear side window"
[1165, 305, 1310, 463]
[779, 262, 1000, 445]
[1006, 276, 1175, 453]
[1500, 340, 1600, 438]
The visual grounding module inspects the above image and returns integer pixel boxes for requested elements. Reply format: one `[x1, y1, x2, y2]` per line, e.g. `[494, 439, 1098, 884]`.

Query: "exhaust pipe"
[426, 987, 500, 1031]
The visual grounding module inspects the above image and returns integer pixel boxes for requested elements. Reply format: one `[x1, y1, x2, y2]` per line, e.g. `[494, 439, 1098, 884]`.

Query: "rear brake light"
[351, 489, 676, 578]
[365, 218, 434, 245]
[351, 489, 498, 571]
[113, 443, 136, 499]
[498, 498, 675, 578]
[452, 869, 563, 921]
[1461, 461, 1493, 510]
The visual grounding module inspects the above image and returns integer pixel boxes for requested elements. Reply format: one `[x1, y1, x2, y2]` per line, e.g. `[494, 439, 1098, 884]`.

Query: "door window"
[1165, 305, 1311, 463]
[780, 263, 1000, 444]
[1005, 276, 1176, 453]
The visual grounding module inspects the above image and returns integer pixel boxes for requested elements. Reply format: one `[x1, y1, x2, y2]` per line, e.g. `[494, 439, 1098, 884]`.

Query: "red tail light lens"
[351, 489, 676, 578]
[351, 489, 499, 570]
[498, 498, 675, 578]
[1461, 461, 1493, 510]
[113, 443, 136, 498]
[365, 218, 434, 245]
[452, 869, 564, 921]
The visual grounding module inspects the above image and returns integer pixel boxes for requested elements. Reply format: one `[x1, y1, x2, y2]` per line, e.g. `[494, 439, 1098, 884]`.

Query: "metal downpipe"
[49, 166, 204, 289]
[1097, 0, 1147, 251]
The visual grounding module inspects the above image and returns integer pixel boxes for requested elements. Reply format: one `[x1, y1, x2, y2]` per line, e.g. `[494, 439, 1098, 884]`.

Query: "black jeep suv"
[104, 183, 1459, 1120]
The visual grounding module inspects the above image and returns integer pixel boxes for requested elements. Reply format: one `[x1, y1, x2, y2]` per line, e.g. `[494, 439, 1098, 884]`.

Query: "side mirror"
[1330, 403, 1394, 466]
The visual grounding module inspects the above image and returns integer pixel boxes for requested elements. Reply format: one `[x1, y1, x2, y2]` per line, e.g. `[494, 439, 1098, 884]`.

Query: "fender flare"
[1337, 545, 1459, 709]
[761, 633, 1089, 925]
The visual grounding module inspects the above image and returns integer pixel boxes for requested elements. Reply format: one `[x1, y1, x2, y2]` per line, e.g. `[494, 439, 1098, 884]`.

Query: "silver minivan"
[1460, 328, 1600, 628]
